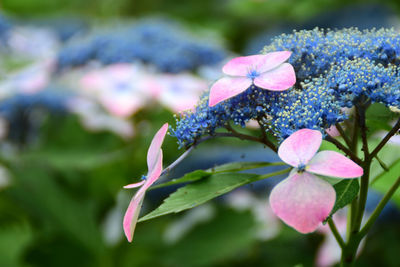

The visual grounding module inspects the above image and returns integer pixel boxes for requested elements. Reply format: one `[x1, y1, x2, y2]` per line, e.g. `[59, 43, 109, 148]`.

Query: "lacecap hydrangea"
[172, 28, 400, 147]
[57, 18, 226, 73]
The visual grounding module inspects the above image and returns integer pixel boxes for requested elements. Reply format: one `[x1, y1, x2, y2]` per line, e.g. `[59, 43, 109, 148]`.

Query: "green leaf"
[207, 161, 283, 173]
[150, 161, 282, 190]
[140, 172, 262, 222]
[330, 179, 360, 216]
[150, 170, 211, 190]
[372, 159, 400, 208]
[366, 103, 398, 136]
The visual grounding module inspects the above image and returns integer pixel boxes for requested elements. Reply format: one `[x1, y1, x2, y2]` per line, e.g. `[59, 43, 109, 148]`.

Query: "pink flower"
[80, 64, 151, 118]
[123, 123, 168, 242]
[155, 73, 208, 113]
[208, 51, 296, 107]
[269, 129, 363, 233]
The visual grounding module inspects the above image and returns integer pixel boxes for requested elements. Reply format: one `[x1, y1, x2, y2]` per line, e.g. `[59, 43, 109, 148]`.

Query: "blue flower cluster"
[172, 28, 400, 146]
[57, 19, 226, 73]
[0, 90, 70, 143]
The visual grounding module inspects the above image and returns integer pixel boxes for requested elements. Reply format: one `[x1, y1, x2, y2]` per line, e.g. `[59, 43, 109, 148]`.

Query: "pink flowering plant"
[123, 40, 400, 267]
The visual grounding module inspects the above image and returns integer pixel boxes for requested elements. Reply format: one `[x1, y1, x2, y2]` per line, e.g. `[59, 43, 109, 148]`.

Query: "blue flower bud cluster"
[0, 90, 70, 143]
[172, 28, 400, 146]
[57, 19, 226, 73]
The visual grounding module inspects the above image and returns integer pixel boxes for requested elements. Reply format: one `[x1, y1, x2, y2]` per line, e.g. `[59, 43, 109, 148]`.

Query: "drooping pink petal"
[147, 123, 168, 172]
[123, 180, 146, 189]
[307, 151, 364, 178]
[253, 63, 296, 91]
[222, 51, 292, 76]
[269, 171, 336, 233]
[208, 76, 252, 107]
[123, 191, 145, 242]
[278, 129, 322, 167]
[123, 139, 164, 242]
[143, 149, 164, 189]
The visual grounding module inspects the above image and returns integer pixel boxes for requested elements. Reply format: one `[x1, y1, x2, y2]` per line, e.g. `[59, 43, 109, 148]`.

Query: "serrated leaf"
[150, 161, 281, 190]
[139, 172, 261, 222]
[372, 159, 400, 208]
[330, 179, 360, 216]
[207, 161, 282, 173]
[150, 170, 211, 190]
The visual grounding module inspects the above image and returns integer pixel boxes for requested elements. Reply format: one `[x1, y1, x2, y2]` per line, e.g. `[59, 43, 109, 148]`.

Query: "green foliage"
[7, 165, 107, 259]
[151, 161, 282, 190]
[162, 208, 257, 267]
[0, 223, 32, 267]
[366, 103, 399, 136]
[139, 172, 261, 221]
[330, 179, 360, 217]
[372, 159, 400, 208]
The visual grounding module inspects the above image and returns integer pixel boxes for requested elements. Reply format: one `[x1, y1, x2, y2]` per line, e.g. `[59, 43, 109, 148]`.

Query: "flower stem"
[328, 218, 346, 249]
[224, 124, 278, 152]
[358, 175, 400, 238]
[161, 146, 194, 176]
[256, 167, 291, 180]
[325, 135, 362, 165]
[369, 118, 400, 160]
[336, 123, 352, 149]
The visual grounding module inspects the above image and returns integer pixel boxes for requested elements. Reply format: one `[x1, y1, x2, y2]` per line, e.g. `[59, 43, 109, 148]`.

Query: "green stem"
[328, 218, 346, 249]
[325, 135, 363, 165]
[225, 124, 278, 152]
[336, 123, 352, 149]
[358, 175, 400, 238]
[352, 160, 370, 232]
[256, 167, 291, 180]
[369, 118, 400, 160]
[353, 105, 370, 233]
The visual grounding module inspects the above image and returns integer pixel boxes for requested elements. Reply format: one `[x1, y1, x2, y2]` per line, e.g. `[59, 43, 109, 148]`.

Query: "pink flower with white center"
[154, 73, 208, 113]
[123, 123, 168, 242]
[270, 129, 363, 233]
[208, 51, 296, 107]
[80, 64, 152, 118]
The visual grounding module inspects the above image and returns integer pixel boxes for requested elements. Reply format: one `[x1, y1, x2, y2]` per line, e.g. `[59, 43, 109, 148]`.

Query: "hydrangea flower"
[269, 129, 363, 233]
[57, 19, 226, 73]
[123, 123, 168, 242]
[208, 52, 296, 106]
[153, 73, 208, 113]
[172, 28, 400, 147]
[80, 63, 153, 117]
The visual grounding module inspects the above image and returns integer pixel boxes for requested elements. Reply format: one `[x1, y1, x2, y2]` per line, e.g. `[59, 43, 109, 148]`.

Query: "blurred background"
[0, 0, 400, 266]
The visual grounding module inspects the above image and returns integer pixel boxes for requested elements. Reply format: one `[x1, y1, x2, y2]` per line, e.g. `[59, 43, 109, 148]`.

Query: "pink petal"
[278, 129, 322, 167]
[253, 63, 296, 91]
[307, 151, 364, 178]
[123, 191, 145, 242]
[269, 171, 336, 233]
[123, 149, 163, 242]
[147, 123, 168, 172]
[208, 77, 252, 107]
[123, 180, 146, 189]
[222, 51, 292, 76]
[144, 149, 164, 188]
